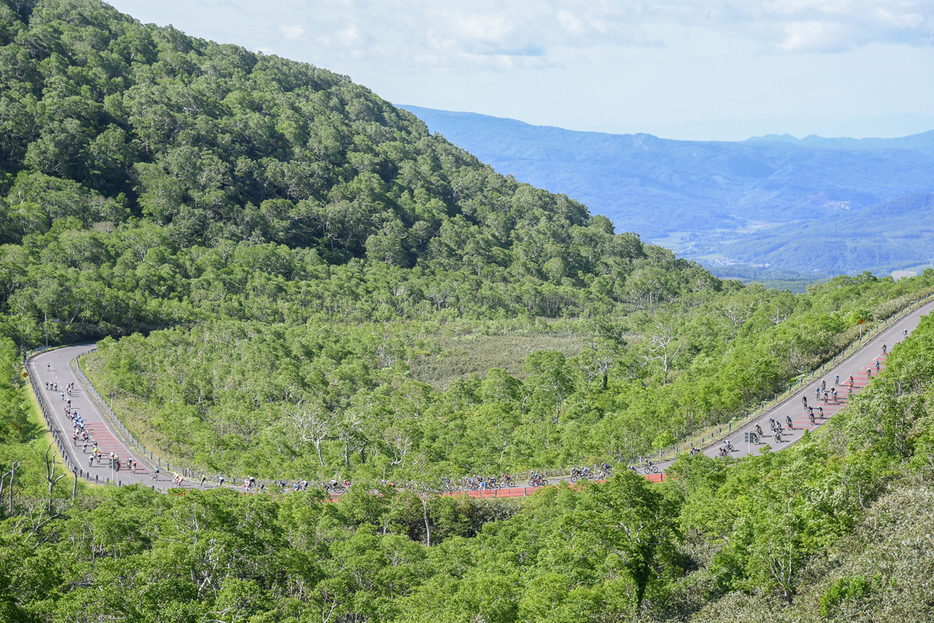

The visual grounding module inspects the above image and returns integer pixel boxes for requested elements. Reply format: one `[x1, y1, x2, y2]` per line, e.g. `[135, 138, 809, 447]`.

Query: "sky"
[104, 0, 934, 141]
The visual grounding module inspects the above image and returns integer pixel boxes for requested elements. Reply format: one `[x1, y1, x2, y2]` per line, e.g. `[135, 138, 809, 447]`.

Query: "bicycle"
[642, 464, 659, 475]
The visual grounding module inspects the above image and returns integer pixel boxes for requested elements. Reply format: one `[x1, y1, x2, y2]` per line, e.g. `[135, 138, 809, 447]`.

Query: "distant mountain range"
[401, 105, 934, 277]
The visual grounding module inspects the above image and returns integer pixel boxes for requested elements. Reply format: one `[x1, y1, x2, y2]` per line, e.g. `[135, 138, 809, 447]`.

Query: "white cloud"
[279, 24, 306, 41]
[780, 20, 854, 51]
[100, 0, 934, 139]
[723, 0, 934, 52]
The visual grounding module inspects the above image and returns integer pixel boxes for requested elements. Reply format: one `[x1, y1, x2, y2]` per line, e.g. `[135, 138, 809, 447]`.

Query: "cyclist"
[821, 379, 826, 391]
[882, 344, 887, 354]
[867, 367, 872, 379]
[786, 415, 793, 430]
[875, 360, 880, 372]
[809, 411, 816, 425]
[755, 423, 764, 437]
[818, 406, 824, 419]
[835, 374, 840, 386]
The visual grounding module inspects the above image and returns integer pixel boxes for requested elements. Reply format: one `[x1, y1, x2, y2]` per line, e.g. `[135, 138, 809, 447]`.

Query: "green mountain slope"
[2, 2, 934, 621]
[2, 0, 732, 347]
[1, 0, 590, 265]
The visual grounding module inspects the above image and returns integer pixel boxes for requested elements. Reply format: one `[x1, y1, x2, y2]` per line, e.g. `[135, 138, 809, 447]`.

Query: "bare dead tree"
[45, 445, 65, 514]
[417, 484, 433, 547]
[580, 336, 615, 390]
[644, 322, 682, 376]
[0, 461, 21, 514]
[337, 409, 365, 467]
[291, 399, 332, 467]
[381, 427, 413, 466]
[23, 503, 60, 546]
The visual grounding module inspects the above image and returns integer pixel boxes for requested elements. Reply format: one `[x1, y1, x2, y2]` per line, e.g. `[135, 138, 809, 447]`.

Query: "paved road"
[29, 346, 202, 491]
[27, 298, 933, 493]
[652, 298, 934, 472]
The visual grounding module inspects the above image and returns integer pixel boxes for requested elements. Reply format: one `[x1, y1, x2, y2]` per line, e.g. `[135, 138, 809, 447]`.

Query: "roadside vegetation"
[1, 1, 934, 621]
[1, 311, 933, 622]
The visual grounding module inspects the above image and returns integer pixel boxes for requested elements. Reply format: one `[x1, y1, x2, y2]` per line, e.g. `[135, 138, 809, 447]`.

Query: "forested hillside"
[0, 0, 717, 347]
[3, 296, 934, 622]
[81, 277, 931, 482]
[2, 1, 934, 621]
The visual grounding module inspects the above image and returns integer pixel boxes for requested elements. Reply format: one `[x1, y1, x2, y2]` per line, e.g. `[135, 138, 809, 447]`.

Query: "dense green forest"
[0, 0, 712, 345]
[3, 308, 934, 621]
[2, 1, 934, 621]
[81, 276, 932, 482]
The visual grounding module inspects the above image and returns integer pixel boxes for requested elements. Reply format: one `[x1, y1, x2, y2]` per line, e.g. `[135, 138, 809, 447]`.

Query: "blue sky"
[105, 0, 934, 140]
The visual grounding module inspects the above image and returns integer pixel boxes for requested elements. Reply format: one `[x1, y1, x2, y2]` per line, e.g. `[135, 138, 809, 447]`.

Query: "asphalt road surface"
[29, 346, 201, 491]
[28, 298, 934, 492]
[651, 298, 934, 473]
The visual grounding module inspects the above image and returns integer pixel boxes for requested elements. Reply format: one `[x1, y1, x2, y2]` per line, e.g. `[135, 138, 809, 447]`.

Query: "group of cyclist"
[463, 474, 512, 490]
[322, 479, 351, 493]
[43, 337, 901, 495]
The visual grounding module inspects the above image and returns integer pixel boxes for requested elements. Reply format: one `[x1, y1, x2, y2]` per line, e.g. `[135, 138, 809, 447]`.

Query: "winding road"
[27, 298, 934, 494]
[28, 347, 200, 491]
[649, 297, 934, 477]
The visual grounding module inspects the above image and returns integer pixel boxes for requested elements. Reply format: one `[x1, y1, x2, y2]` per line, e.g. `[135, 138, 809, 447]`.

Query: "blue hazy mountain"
[401, 105, 934, 277]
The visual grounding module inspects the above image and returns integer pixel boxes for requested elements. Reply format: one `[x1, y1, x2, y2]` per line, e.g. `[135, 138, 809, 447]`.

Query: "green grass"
[409, 332, 585, 389]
